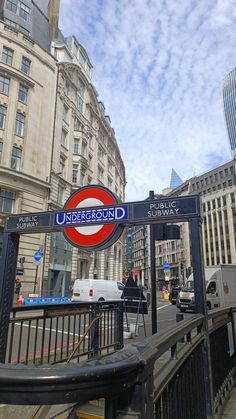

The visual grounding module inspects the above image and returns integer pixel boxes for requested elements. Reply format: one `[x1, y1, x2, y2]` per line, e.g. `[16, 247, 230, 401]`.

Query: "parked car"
[169, 286, 182, 305]
[72, 279, 125, 302]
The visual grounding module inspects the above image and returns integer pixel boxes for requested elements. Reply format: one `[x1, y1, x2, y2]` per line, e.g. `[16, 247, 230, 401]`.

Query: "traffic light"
[154, 224, 180, 240]
[180, 263, 184, 274]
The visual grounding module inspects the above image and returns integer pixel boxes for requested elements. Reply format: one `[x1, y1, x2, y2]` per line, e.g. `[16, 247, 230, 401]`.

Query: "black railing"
[6, 301, 124, 365]
[0, 307, 235, 418]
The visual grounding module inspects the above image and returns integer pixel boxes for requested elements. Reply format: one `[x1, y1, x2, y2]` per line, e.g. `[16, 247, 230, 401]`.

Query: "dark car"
[169, 286, 181, 305]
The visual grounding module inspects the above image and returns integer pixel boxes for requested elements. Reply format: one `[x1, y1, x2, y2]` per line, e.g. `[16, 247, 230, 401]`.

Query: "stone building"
[125, 160, 236, 288]
[0, 1, 126, 296]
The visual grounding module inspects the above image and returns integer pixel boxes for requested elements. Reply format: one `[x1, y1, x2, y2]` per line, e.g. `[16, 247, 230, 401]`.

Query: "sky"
[59, 0, 236, 201]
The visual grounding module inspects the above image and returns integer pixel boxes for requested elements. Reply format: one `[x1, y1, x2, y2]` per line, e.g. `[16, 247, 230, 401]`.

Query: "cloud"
[59, 0, 234, 201]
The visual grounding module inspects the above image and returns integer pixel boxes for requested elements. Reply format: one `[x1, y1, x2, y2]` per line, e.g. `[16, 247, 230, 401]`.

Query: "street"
[124, 297, 195, 344]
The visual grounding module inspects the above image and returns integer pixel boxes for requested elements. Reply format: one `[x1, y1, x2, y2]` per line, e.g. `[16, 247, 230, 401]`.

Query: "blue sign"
[54, 205, 128, 228]
[34, 250, 43, 262]
[24, 297, 72, 305]
[163, 262, 170, 270]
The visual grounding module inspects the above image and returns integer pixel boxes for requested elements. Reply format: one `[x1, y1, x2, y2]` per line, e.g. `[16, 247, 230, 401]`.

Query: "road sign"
[62, 185, 125, 250]
[5, 194, 200, 233]
[163, 262, 170, 270]
[34, 250, 43, 262]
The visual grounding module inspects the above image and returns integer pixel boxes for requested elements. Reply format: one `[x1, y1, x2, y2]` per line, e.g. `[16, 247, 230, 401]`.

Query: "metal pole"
[190, 217, 214, 416]
[33, 264, 38, 293]
[0, 231, 19, 363]
[189, 218, 206, 316]
[149, 190, 157, 335]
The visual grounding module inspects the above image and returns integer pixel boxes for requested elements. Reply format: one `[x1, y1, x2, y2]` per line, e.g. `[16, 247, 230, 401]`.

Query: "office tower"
[222, 69, 236, 157]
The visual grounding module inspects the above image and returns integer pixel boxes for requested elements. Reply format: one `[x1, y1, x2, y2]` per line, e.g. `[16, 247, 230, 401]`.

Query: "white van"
[71, 279, 125, 302]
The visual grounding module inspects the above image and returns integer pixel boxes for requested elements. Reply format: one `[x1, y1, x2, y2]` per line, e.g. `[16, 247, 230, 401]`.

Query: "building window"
[0, 75, 10, 95]
[57, 185, 64, 205]
[108, 177, 112, 189]
[79, 52, 86, 68]
[225, 168, 229, 176]
[74, 118, 83, 131]
[81, 141, 87, 158]
[63, 105, 68, 122]
[73, 138, 80, 154]
[86, 63, 92, 78]
[88, 134, 93, 147]
[230, 166, 234, 175]
[228, 179, 232, 186]
[98, 146, 104, 161]
[74, 43, 79, 58]
[6, 0, 17, 13]
[64, 82, 69, 96]
[76, 95, 83, 113]
[61, 129, 67, 145]
[21, 56, 31, 74]
[59, 158, 65, 176]
[80, 171, 85, 186]
[98, 166, 104, 181]
[2, 47, 13, 65]
[0, 106, 6, 129]
[18, 84, 28, 102]
[15, 112, 25, 136]
[11, 146, 22, 170]
[0, 142, 2, 163]
[78, 78, 85, 97]
[72, 164, 78, 183]
[0, 188, 15, 212]
[108, 158, 113, 172]
[88, 154, 92, 168]
[19, 2, 31, 22]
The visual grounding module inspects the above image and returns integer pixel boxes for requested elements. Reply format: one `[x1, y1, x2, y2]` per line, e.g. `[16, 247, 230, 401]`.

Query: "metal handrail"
[0, 307, 234, 418]
[0, 314, 205, 405]
[30, 314, 102, 419]
[66, 315, 102, 363]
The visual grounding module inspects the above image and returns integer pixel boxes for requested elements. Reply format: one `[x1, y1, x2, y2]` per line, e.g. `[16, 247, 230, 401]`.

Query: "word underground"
[148, 201, 180, 217]
[54, 206, 127, 227]
[16, 215, 39, 229]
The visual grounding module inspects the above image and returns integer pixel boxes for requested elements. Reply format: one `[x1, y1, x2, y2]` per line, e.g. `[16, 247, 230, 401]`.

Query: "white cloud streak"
[59, 0, 235, 200]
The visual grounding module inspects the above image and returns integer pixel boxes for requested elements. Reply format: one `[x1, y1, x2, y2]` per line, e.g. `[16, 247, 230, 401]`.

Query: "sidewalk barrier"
[17, 292, 24, 306]
[23, 297, 72, 305]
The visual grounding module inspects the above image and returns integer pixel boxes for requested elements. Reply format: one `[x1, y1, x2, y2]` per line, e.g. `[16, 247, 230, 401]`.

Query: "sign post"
[33, 250, 43, 293]
[149, 190, 158, 335]
[1, 185, 204, 349]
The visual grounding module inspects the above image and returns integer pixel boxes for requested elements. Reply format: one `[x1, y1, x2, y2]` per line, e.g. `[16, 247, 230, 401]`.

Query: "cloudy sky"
[59, 0, 235, 201]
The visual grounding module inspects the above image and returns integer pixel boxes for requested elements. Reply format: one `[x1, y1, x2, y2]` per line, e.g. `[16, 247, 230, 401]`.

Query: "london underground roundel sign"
[63, 185, 125, 250]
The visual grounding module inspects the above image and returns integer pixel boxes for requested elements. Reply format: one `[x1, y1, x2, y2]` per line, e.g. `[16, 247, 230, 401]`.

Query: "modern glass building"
[222, 69, 236, 157]
[170, 169, 183, 189]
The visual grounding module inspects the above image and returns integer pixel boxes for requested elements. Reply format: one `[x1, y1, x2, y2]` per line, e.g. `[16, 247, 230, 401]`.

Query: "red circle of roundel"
[63, 186, 118, 248]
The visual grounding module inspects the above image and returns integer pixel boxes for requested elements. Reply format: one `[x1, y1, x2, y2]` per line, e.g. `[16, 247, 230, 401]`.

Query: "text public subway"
[16, 215, 39, 229]
[148, 201, 180, 217]
[54, 206, 128, 226]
